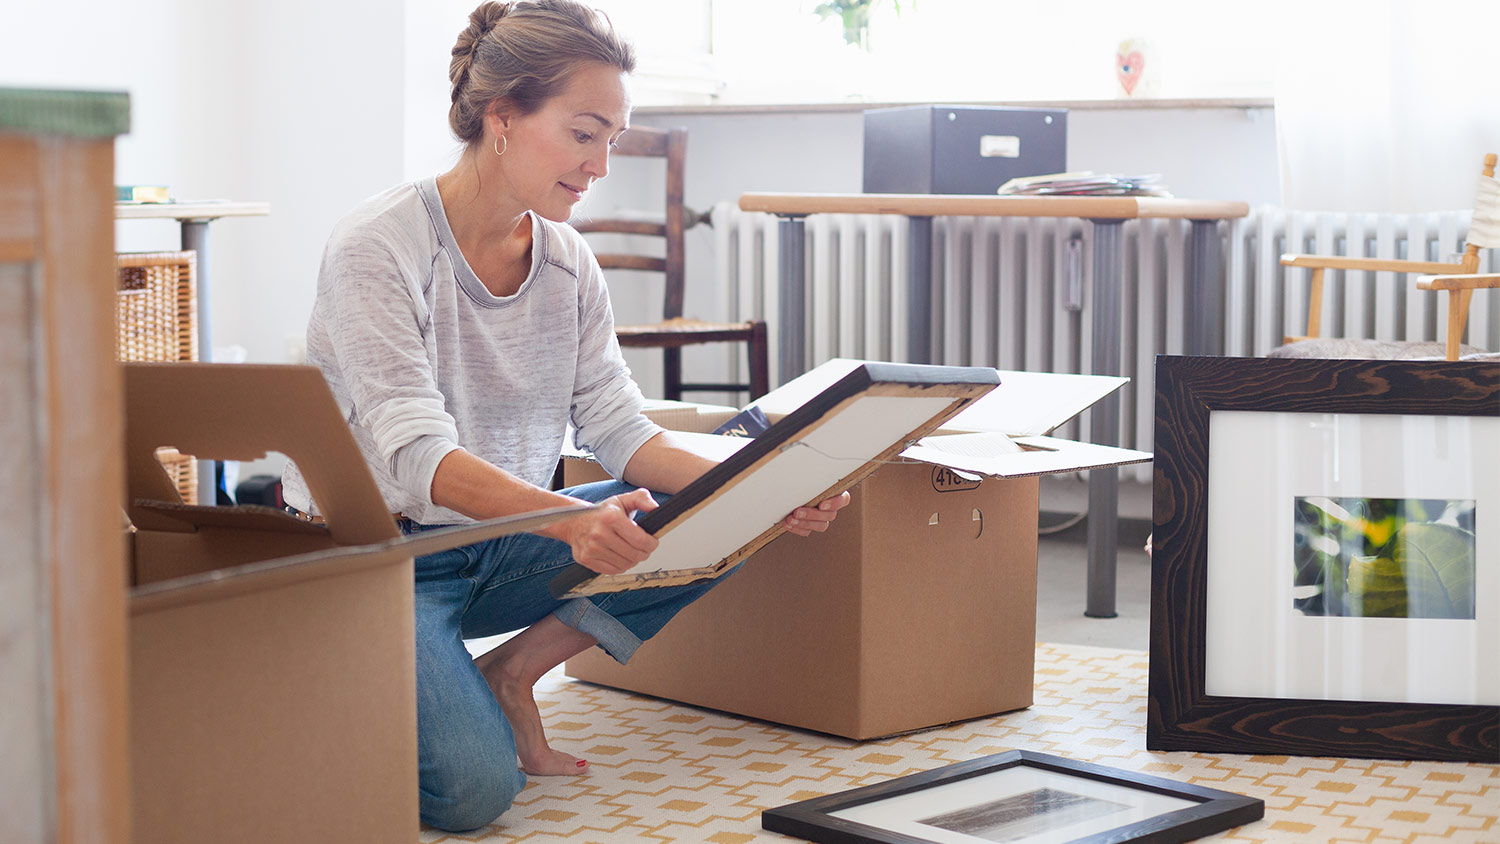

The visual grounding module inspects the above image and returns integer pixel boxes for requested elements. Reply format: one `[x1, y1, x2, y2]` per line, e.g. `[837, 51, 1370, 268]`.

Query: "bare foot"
[485, 665, 590, 776]
[473, 619, 596, 778]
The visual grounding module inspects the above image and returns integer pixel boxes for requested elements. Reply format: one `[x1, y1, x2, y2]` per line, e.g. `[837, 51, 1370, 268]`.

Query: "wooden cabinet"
[0, 87, 131, 844]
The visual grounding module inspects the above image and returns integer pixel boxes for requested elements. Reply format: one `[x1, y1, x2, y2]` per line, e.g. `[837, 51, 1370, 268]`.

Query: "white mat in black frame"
[549, 362, 999, 597]
[763, 750, 1264, 844]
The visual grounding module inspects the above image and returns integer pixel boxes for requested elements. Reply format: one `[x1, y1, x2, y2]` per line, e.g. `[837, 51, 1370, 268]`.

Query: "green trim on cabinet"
[0, 88, 130, 138]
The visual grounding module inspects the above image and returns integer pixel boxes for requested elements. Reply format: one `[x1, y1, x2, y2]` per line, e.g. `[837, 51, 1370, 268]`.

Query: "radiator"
[709, 201, 1499, 484]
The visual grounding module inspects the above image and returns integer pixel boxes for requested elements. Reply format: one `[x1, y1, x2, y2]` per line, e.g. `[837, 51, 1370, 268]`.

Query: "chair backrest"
[573, 124, 688, 320]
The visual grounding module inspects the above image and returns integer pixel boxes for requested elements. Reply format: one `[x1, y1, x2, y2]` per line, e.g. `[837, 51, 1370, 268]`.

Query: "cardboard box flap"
[124, 362, 395, 546]
[130, 504, 593, 615]
[901, 433, 1151, 479]
[751, 358, 1127, 435]
[132, 500, 332, 536]
[942, 371, 1127, 435]
[638, 399, 741, 433]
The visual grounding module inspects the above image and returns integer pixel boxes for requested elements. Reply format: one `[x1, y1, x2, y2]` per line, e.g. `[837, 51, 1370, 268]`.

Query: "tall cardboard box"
[123, 363, 586, 844]
[566, 360, 1149, 739]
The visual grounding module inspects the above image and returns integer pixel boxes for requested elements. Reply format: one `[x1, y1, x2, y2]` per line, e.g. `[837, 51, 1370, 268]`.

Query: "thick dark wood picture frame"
[762, 750, 1264, 844]
[550, 362, 999, 598]
[1149, 355, 1500, 762]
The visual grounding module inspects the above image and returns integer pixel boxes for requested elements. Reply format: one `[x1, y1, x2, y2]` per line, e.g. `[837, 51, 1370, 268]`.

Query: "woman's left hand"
[782, 491, 851, 537]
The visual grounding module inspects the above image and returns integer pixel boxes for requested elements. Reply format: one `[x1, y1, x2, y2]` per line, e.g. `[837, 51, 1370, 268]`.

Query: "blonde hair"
[448, 0, 635, 145]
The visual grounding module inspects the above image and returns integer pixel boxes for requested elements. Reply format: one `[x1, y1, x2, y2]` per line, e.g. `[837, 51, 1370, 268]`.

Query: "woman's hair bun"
[472, 1, 510, 36]
[449, 2, 510, 97]
[447, 0, 635, 144]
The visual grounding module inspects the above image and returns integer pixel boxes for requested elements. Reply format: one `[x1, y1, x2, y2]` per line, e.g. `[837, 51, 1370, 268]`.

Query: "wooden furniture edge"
[738, 192, 1249, 220]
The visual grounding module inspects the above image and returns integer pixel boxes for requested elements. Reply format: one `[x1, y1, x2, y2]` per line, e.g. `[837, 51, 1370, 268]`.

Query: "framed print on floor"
[1148, 355, 1500, 762]
[762, 750, 1264, 844]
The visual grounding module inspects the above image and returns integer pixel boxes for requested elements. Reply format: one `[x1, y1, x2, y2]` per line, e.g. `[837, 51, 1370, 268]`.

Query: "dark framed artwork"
[1149, 355, 1500, 762]
[762, 750, 1264, 844]
[550, 362, 999, 597]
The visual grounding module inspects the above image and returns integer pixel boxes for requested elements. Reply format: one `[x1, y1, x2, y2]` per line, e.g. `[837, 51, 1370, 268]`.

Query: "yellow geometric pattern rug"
[421, 643, 1499, 844]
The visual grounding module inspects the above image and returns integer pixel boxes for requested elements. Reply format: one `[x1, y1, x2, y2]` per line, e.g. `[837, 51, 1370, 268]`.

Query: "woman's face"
[492, 62, 630, 223]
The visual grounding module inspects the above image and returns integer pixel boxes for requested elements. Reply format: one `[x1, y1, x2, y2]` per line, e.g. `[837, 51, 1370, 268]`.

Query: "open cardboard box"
[122, 363, 587, 844]
[564, 359, 1149, 740]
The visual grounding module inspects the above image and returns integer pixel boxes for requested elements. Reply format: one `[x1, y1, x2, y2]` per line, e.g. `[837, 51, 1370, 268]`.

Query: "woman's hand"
[555, 488, 660, 574]
[782, 491, 851, 537]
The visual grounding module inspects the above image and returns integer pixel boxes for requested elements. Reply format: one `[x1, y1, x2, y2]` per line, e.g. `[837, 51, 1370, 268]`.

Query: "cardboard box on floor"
[123, 363, 586, 844]
[564, 359, 1150, 740]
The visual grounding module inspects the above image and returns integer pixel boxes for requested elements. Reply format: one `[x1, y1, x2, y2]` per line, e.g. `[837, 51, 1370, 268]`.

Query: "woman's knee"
[420, 758, 526, 832]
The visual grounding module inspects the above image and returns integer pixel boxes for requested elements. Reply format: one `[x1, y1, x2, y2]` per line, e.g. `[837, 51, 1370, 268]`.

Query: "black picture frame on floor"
[762, 750, 1263, 844]
[1149, 355, 1500, 763]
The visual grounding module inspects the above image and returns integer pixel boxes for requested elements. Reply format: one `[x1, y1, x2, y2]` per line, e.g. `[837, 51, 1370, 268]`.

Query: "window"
[602, 0, 1279, 106]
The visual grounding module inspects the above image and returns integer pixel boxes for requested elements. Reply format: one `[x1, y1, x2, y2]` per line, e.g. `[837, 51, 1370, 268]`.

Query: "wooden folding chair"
[1275, 153, 1498, 361]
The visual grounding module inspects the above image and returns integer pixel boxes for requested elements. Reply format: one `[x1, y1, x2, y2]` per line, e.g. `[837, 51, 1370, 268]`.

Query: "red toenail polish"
[577, 760, 587, 767]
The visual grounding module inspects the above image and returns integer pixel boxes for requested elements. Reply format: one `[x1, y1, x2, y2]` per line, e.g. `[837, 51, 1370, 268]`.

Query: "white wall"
[2, 0, 409, 365]
[2, 1, 1278, 382]
[707, 0, 1282, 105]
[403, 0, 483, 181]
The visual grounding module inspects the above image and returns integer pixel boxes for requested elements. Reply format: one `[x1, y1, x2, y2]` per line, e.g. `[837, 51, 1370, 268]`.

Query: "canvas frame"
[1148, 355, 1500, 762]
[550, 362, 999, 597]
[761, 750, 1263, 844]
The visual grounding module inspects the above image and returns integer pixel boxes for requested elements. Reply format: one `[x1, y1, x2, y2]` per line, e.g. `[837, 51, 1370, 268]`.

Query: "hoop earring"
[493, 135, 507, 157]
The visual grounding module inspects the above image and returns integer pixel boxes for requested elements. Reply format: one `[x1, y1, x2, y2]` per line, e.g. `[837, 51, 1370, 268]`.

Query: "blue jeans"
[409, 480, 730, 832]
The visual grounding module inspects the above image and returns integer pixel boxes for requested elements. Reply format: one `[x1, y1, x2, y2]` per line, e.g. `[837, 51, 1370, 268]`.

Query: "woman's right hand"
[556, 488, 660, 574]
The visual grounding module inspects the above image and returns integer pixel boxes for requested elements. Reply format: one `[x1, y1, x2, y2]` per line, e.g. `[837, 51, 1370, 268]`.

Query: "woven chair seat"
[615, 317, 760, 347]
[1268, 337, 1490, 360]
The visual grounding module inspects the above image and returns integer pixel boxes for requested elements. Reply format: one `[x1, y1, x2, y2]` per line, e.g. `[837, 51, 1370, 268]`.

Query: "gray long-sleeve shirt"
[282, 176, 661, 524]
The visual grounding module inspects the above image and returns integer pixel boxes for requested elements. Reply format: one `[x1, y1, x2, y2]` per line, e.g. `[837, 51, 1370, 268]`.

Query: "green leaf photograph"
[1292, 497, 1477, 619]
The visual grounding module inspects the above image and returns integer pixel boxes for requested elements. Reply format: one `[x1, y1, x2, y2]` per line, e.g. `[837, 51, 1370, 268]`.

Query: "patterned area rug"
[421, 643, 1499, 843]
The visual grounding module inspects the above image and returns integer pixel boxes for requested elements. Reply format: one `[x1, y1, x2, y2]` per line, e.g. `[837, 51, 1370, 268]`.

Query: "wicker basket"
[116, 251, 199, 503]
[116, 251, 197, 362]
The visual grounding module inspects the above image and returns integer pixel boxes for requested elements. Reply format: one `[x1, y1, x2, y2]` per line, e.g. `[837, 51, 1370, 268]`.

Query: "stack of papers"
[997, 171, 1171, 197]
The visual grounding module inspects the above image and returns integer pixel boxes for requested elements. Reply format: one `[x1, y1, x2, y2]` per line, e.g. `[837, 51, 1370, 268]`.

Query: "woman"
[280, 0, 848, 832]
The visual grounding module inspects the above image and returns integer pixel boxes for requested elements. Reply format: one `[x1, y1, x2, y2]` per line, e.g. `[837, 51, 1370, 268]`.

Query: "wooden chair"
[1273, 153, 1498, 361]
[575, 125, 770, 401]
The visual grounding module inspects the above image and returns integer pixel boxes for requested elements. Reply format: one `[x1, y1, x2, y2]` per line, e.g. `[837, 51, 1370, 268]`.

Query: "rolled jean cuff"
[553, 598, 642, 665]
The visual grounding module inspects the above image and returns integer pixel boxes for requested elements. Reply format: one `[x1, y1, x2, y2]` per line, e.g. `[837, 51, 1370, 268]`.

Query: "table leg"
[180, 220, 212, 363]
[776, 215, 807, 386]
[1086, 220, 1124, 618]
[181, 219, 218, 505]
[1187, 219, 1224, 356]
[907, 216, 934, 364]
